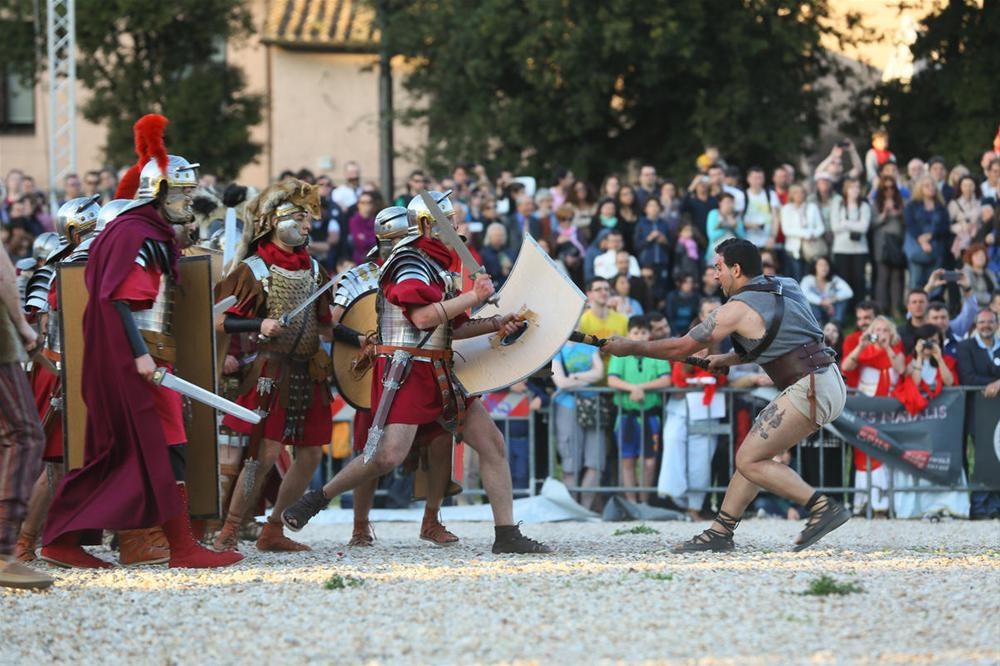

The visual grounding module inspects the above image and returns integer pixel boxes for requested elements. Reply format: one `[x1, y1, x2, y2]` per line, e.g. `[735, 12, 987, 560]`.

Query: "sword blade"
[417, 190, 484, 277]
[222, 207, 238, 267]
[152, 368, 261, 424]
[213, 295, 237, 319]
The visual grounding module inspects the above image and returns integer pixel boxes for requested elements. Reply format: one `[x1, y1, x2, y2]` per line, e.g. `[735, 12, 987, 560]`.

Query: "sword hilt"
[684, 355, 729, 376]
[151, 367, 167, 385]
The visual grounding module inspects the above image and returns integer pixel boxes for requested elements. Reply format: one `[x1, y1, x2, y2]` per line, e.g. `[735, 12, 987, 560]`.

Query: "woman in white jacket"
[780, 183, 826, 280]
[830, 176, 871, 310]
[800, 256, 854, 325]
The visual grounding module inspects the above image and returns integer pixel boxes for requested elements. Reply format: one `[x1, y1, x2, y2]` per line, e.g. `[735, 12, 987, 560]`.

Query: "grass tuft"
[801, 575, 863, 596]
[324, 574, 364, 590]
[613, 524, 660, 536]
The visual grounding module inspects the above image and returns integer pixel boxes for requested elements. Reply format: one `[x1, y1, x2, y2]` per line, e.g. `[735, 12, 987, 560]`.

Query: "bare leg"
[321, 424, 417, 499]
[352, 479, 377, 522]
[424, 434, 452, 512]
[461, 401, 514, 526]
[270, 446, 323, 521]
[578, 467, 599, 510]
[621, 457, 638, 503]
[640, 458, 657, 503]
[708, 395, 818, 535]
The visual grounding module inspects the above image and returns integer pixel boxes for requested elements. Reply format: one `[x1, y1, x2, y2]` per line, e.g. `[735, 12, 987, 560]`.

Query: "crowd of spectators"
[5, 128, 1000, 520]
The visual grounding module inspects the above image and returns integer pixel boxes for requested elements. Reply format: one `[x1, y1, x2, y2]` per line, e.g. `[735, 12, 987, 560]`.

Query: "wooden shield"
[172, 255, 220, 518]
[59, 256, 220, 518]
[332, 290, 377, 410]
[57, 262, 87, 472]
[453, 234, 586, 395]
[184, 246, 230, 382]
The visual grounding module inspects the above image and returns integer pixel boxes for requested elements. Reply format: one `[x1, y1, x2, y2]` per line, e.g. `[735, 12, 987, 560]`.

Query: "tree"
[857, 0, 999, 168]
[0, 0, 262, 179]
[382, 0, 860, 181]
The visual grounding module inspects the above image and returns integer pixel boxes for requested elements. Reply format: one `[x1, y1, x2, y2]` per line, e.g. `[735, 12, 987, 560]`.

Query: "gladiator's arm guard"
[114, 300, 149, 358]
[333, 323, 364, 346]
[222, 314, 264, 334]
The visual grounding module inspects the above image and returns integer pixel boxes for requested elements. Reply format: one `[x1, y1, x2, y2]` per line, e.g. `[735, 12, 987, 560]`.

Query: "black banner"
[827, 389, 965, 485]
[971, 393, 1000, 488]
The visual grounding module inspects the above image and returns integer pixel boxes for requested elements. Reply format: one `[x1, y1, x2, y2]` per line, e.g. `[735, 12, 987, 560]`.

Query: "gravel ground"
[2, 519, 998, 666]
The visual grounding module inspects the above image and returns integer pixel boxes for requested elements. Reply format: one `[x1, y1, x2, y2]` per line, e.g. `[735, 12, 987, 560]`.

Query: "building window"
[0, 66, 36, 131]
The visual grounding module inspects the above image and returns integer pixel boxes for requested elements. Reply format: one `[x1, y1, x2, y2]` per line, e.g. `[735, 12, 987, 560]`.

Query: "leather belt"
[375, 344, 452, 362]
[761, 340, 836, 423]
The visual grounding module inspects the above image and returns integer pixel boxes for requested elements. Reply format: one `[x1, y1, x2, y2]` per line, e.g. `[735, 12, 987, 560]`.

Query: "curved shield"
[332, 290, 378, 410]
[453, 234, 586, 395]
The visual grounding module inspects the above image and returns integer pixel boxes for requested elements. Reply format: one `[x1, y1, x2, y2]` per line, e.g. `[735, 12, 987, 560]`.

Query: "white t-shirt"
[593, 250, 640, 279]
[743, 188, 779, 247]
[723, 185, 746, 215]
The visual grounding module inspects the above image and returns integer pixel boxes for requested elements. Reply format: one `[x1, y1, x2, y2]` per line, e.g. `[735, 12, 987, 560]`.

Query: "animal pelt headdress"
[226, 177, 320, 274]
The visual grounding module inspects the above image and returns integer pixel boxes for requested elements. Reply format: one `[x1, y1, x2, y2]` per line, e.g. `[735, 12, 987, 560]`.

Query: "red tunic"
[369, 238, 473, 439]
[111, 264, 186, 446]
[220, 242, 333, 447]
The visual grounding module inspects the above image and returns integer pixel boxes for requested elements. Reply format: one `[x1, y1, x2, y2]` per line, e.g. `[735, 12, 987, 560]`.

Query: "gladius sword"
[418, 190, 500, 305]
[151, 367, 261, 424]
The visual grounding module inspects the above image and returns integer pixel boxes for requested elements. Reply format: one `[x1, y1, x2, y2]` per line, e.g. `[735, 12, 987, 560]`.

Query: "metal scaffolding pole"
[46, 0, 76, 211]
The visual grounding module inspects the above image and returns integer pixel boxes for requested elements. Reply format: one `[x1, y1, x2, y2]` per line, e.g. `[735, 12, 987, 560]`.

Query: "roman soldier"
[282, 191, 550, 554]
[332, 206, 459, 548]
[211, 178, 333, 553]
[40, 114, 243, 569]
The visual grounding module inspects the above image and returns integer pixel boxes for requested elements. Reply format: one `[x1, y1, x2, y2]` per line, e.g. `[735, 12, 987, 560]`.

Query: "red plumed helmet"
[115, 114, 169, 200]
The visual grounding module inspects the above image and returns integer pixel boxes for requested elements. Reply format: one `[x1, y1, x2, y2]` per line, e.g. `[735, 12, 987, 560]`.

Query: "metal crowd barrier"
[544, 385, 996, 520]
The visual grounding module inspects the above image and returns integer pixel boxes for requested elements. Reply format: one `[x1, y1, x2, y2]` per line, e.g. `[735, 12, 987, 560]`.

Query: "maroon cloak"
[43, 203, 183, 544]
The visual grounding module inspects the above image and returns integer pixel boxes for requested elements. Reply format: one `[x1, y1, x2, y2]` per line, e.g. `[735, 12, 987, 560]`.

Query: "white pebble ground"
[2, 519, 998, 665]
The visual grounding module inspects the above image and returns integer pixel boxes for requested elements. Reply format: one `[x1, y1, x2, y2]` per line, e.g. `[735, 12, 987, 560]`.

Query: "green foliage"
[800, 575, 863, 596]
[383, 0, 857, 180]
[645, 572, 674, 581]
[858, 0, 998, 166]
[0, 0, 262, 178]
[324, 574, 365, 590]
[613, 524, 659, 536]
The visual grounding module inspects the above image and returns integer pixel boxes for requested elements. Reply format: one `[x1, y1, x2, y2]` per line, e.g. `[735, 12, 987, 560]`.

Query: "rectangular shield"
[59, 256, 221, 518]
[58, 262, 87, 472]
[173, 255, 221, 518]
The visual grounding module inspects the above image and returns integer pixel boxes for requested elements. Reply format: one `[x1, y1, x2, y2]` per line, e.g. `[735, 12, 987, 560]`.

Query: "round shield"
[333, 290, 378, 410]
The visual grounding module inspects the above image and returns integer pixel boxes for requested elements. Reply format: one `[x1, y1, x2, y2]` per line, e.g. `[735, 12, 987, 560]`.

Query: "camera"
[941, 270, 962, 282]
[866, 334, 879, 343]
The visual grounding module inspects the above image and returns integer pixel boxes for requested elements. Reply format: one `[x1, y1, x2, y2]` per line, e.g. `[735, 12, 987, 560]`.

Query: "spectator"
[579, 277, 629, 352]
[947, 175, 988, 259]
[589, 198, 619, 242]
[843, 280, 878, 349]
[531, 188, 557, 249]
[637, 266, 666, 314]
[82, 171, 101, 197]
[634, 197, 670, 284]
[830, 176, 870, 308]
[800, 256, 853, 325]
[657, 181, 683, 240]
[347, 191, 377, 265]
[606, 316, 670, 503]
[59, 173, 82, 206]
[811, 172, 841, 242]
[960, 244, 998, 309]
[840, 315, 905, 514]
[700, 265, 722, 300]
[481, 222, 513, 286]
[873, 172, 907, 317]
[705, 192, 744, 249]
[928, 156, 952, 200]
[635, 165, 659, 209]
[947, 164, 971, 200]
[722, 166, 747, 216]
[551, 335, 605, 510]
[823, 321, 843, 360]
[503, 380, 547, 494]
[956, 309, 1000, 519]
[742, 166, 779, 249]
[609, 273, 644, 318]
[815, 139, 863, 189]
[904, 176, 950, 289]
[897, 288, 930, 354]
[567, 179, 597, 237]
[503, 194, 537, 255]
[393, 169, 427, 207]
[864, 128, 896, 185]
[926, 301, 962, 358]
[671, 223, 702, 280]
[905, 158, 927, 192]
[343, 161, 363, 197]
[98, 168, 118, 202]
[869, 160, 910, 203]
[549, 167, 574, 209]
[600, 174, 621, 201]
[593, 231, 638, 280]
[665, 272, 700, 335]
[780, 183, 826, 280]
[646, 311, 670, 340]
[921, 268, 979, 342]
[681, 176, 718, 238]
[991, 290, 1000, 319]
[552, 205, 585, 283]
[981, 158, 1000, 202]
[615, 185, 641, 254]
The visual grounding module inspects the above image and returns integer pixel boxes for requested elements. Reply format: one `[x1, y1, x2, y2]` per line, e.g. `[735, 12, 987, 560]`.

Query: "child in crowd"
[607, 316, 672, 503]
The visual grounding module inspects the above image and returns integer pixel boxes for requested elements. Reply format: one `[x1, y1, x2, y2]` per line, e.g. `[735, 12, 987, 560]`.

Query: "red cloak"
[43, 203, 183, 545]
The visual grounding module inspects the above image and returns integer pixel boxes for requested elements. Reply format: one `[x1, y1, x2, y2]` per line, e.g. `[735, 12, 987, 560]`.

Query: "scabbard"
[363, 350, 412, 463]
